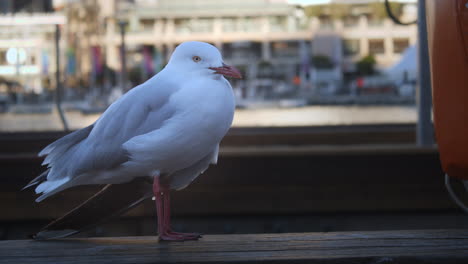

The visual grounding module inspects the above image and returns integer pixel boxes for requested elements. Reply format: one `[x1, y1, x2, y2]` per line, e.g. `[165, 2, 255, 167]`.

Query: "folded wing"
[30, 78, 178, 201]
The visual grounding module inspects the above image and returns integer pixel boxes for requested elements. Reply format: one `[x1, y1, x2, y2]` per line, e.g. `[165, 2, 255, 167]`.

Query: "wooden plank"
[0, 229, 467, 263]
[0, 124, 416, 154]
[0, 144, 438, 160]
[220, 144, 437, 156]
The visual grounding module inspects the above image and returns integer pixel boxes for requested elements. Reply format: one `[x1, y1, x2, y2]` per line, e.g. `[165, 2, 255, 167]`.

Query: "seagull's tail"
[22, 169, 49, 191]
[34, 179, 72, 202]
[23, 170, 72, 202]
[33, 177, 153, 240]
[22, 170, 71, 202]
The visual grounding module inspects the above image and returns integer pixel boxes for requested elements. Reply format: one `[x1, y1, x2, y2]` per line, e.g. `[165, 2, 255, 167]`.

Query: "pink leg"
[153, 177, 201, 241]
[153, 178, 165, 237]
[162, 189, 202, 239]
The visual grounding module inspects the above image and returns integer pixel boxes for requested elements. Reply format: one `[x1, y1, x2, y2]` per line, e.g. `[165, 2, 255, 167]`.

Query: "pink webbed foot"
[153, 177, 203, 242]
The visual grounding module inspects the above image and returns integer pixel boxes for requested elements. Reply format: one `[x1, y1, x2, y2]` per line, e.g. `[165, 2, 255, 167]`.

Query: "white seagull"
[25, 41, 242, 241]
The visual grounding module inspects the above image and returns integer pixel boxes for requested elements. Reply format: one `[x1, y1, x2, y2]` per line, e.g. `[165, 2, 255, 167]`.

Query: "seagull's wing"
[32, 75, 178, 201]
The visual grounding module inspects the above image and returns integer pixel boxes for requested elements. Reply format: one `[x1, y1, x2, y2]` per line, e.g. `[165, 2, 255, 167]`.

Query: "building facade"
[0, 0, 64, 99]
[67, 0, 416, 96]
[311, 0, 417, 70]
[64, 0, 313, 98]
[0, 0, 417, 99]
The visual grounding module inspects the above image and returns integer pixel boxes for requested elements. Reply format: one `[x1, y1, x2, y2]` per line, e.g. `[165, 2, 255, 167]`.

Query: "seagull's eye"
[192, 56, 202, 63]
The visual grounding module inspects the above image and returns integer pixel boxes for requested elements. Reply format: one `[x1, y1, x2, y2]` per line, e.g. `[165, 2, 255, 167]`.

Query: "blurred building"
[64, 0, 312, 99]
[0, 0, 54, 14]
[64, 0, 416, 97]
[0, 0, 64, 99]
[0, 0, 417, 100]
[311, 0, 417, 70]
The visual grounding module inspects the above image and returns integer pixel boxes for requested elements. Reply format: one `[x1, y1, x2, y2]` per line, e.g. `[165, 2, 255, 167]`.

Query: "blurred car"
[355, 76, 398, 95]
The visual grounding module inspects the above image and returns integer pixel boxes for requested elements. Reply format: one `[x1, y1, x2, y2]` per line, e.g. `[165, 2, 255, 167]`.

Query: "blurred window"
[367, 16, 384, 27]
[269, 16, 287, 32]
[242, 17, 262, 32]
[140, 19, 154, 32]
[343, 16, 359, 28]
[393, 38, 410, 54]
[174, 19, 191, 33]
[369, 39, 385, 55]
[0, 0, 53, 13]
[225, 42, 261, 61]
[272, 41, 299, 58]
[319, 16, 334, 29]
[191, 18, 213, 32]
[222, 17, 237, 32]
[343, 39, 360, 56]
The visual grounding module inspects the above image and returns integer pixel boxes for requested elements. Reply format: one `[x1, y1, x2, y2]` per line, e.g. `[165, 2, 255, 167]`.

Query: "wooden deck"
[0, 229, 467, 263]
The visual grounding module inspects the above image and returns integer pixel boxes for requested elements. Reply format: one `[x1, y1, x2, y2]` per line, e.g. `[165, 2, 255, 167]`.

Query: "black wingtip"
[22, 169, 49, 191]
[21, 182, 38, 191]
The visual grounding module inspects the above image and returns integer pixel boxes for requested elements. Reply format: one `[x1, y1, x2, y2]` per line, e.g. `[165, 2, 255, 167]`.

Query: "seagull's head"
[168, 41, 242, 79]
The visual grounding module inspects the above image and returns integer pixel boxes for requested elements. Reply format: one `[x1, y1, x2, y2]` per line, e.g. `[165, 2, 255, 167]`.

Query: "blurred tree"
[304, 2, 404, 20]
[369, 2, 404, 20]
[304, 5, 324, 17]
[304, 4, 348, 19]
[356, 55, 376, 76]
[328, 4, 349, 20]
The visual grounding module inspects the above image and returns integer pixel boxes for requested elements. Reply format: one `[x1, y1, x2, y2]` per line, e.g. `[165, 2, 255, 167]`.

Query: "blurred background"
[0, 0, 418, 130]
[2, 0, 467, 241]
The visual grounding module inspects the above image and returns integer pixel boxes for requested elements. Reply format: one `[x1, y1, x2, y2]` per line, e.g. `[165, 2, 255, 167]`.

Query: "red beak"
[209, 63, 243, 79]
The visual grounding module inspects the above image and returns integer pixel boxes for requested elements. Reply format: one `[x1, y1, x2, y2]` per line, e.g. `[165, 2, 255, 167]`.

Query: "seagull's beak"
[209, 63, 242, 79]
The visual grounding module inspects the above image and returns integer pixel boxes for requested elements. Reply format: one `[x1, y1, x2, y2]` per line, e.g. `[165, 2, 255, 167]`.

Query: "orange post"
[427, 0, 468, 180]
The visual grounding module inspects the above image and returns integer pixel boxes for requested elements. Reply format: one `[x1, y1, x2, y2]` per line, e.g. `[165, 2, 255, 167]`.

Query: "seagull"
[24, 41, 242, 241]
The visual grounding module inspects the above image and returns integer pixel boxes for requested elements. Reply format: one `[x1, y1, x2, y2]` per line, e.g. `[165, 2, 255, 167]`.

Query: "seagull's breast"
[122, 76, 235, 175]
[173, 76, 235, 145]
[177, 76, 234, 122]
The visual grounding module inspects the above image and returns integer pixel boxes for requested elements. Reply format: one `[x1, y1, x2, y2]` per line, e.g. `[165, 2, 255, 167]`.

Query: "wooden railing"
[2, 124, 466, 242]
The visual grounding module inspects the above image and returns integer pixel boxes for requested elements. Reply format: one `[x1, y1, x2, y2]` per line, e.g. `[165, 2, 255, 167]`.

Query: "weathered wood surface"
[0, 229, 467, 264]
[0, 124, 417, 154]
